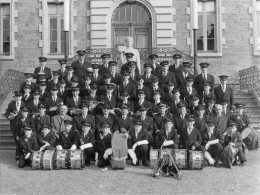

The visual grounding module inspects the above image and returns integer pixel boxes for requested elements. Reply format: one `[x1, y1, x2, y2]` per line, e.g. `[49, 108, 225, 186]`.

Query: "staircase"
[234, 91, 260, 131]
[0, 118, 16, 150]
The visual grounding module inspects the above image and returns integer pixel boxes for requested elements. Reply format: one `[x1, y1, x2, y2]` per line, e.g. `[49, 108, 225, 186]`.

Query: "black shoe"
[232, 160, 237, 166]
[85, 161, 91, 166]
[142, 161, 150, 167]
[214, 162, 220, 168]
[241, 162, 246, 166]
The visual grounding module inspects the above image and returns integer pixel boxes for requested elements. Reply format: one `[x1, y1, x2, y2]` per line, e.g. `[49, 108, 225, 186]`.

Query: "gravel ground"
[0, 149, 260, 195]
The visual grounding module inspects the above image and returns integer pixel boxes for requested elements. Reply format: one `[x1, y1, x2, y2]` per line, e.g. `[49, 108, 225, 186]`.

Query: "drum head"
[241, 127, 252, 140]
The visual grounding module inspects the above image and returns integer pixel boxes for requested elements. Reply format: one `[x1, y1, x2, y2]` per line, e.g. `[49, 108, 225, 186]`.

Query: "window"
[0, 3, 10, 56]
[197, 0, 216, 52]
[48, 3, 66, 54]
[253, 1, 260, 54]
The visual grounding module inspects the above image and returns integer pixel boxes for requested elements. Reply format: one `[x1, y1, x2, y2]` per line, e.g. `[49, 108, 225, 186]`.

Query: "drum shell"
[174, 149, 188, 169]
[189, 150, 204, 170]
[68, 150, 85, 169]
[42, 150, 56, 170]
[54, 150, 69, 169]
[31, 151, 43, 170]
[149, 149, 159, 168]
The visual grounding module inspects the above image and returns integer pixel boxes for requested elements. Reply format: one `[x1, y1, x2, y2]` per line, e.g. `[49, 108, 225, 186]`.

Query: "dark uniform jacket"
[193, 73, 215, 97]
[214, 85, 234, 107]
[118, 81, 135, 99]
[73, 114, 95, 133]
[229, 112, 251, 133]
[71, 60, 91, 78]
[135, 115, 154, 134]
[27, 100, 42, 114]
[200, 91, 215, 105]
[99, 64, 110, 76]
[21, 94, 33, 106]
[133, 85, 151, 101]
[211, 115, 228, 135]
[5, 101, 25, 126]
[114, 115, 133, 133]
[195, 116, 207, 133]
[34, 114, 51, 134]
[133, 99, 151, 113]
[179, 127, 202, 149]
[39, 90, 50, 103]
[201, 129, 224, 147]
[181, 87, 198, 103]
[66, 96, 82, 110]
[175, 71, 194, 90]
[47, 79, 60, 91]
[44, 96, 63, 117]
[100, 94, 117, 108]
[143, 74, 157, 87]
[96, 133, 112, 155]
[20, 82, 37, 93]
[149, 86, 165, 102]
[158, 71, 177, 88]
[58, 88, 68, 102]
[57, 129, 80, 149]
[157, 128, 178, 148]
[33, 66, 52, 83]
[91, 74, 103, 86]
[95, 114, 116, 133]
[19, 135, 39, 155]
[80, 85, 91, 98]
[223, 132, 243, 149]
[57, 69, 68, 79]
[110, 73, 122, 86]
[116, 100, 134, 113]
[80, 130, 95, 146]
[174, 114, 189, 134]
[17, 116, 35, 137]
[153, 112, 174, 134]
[37, 132, 56, 148]
[128, 130, 150, 148]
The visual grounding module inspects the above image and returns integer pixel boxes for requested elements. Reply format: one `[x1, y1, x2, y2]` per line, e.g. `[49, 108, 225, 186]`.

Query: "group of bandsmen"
[5, 50, 257, 169]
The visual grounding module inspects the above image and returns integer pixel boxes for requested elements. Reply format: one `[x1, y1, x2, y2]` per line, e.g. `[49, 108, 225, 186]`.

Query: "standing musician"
[56, 120, 80, 150]
[175, 62, 193, 90]
[108, 61, 122, 86]
[91, 64, 103, 86]
[20, 73, 37, 93]
[21, 85, 33, 106]
[202, 119, 223, 167]
[38, 82, 50, 103]
[118, 72, 135, 99]
[95, 122, 113, 168]
[114, 104, 133, 133]
[17, 126, 38, 168]
[67, 86, 82, 116]
[181, 76, 198, 104]
[99, 53, 111, 76]
[17, 107, 35, 137]
[149, 54, 161, 76]
[45, 86, 64, 117]
[169, 53, 182, 74]
[27, 90, 42, 114]
[116, 91, 134, 113]
[57, 58, 68, 79]
[143, 63, 157, 87]
[33, 57, 52, 84]
[79, 121, 95, 166]
[47, 71, 60, 91]
[158, 61, 177, 89]
[37, 124, 56, 151]
[71, 50, 91, 78]
[34, 104, 51, 134]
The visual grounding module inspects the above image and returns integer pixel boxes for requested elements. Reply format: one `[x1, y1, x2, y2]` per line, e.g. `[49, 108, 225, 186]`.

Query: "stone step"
[0, 129, 12, 134]
[249, 118, 260, 122]
[234, 94, 253, 98]
[0, 146, 16, 150]
[234, 97, 256, 102]
[0, 134, 14, 140]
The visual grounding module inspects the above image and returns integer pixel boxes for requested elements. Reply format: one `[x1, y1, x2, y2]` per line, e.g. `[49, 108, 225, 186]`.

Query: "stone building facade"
[1, 0, 260, 78]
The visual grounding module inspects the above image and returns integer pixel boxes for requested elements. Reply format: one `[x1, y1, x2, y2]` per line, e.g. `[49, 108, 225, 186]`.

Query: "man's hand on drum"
[229, 142, 235, 147]
[56, 145, 63, 150]
[70, 144, 77, 151]
[191, 146, 196, 151]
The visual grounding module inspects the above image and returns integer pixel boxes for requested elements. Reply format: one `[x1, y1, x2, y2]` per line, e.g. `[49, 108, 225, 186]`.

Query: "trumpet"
[7, 111, 18, 120]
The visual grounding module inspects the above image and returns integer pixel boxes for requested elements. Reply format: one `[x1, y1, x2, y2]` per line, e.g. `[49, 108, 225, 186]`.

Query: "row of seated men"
[6, 91, 249, 168]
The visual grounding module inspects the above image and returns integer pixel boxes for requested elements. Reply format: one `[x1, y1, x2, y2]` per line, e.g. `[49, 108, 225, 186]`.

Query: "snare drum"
[68, 150, 85, 169]
[31, 151, 43, 170]
[189, 150, 204, 170]
[42, 150, 56, 170]
[149, 149, 159, 168]
[174, 149, 188, 169]
[54, 150, 69, 169]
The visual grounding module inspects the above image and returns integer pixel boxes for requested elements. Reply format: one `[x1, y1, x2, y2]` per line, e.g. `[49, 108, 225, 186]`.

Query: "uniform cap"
[199, 62, 209, 68]
[101, 53, 110, 59]
[77, 50, 86, 56]
[39, 57, 47, 62]
[172, 54, 182, 59]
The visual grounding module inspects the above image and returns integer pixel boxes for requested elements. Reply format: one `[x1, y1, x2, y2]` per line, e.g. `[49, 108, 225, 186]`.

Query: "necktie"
[16, 102, 20, 110]
[222, 86, 225, 92]
[35, 100, 38, 106]
[124, 82, 127, 87]
[131, 73, 134, 79]
[163, 72, 166, 77]
[53, 97, 56, 102]
[25, 95, 28, 100]
[108, 95, 111, 101]
[75, 98, 78, 104]
[41, 67, 44, 72]
[203, 74, 206, 80]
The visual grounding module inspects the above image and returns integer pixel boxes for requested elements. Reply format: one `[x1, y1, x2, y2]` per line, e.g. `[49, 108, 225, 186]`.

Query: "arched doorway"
[111, 2, 152, 49]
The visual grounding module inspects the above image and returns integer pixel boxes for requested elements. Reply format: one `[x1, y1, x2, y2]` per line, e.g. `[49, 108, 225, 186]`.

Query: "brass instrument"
[7, 110, 18, 120]
[49, 102, 64, 112]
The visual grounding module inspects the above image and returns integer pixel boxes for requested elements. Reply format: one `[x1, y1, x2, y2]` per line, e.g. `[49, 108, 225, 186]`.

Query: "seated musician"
[179, 116, 205, 153]
[133, 75, 151, 101]
[164, 81, 175, 102]
[201, 83, 215, 105]
[150, 90, 164, 116]
[58, 79, 68, 102]
[20, 73, 36, 93]
[223, 121, 246, 166]
[17, 126, 38, 168]
[195, 105, 207, 133]
[108, 61, 122, 86]
[118, 72, 135, 100]
[38, 81, 50, 103]
[133, 89, 151, 113]
[100, 83, 117, 108]
[17, 107, 35, 138]
[128, 120, 150, 167]
[73, 103, 95, 134]
[205, 97, 216, 117]
[114, 104, 133, 133]
[67, 86, 82, 116]
[79, 121, 95, 166]
[174, 103, 189, 135]
[180, 76, 198, 104]
[21, 85, 33, 106]
[38, 124, 56, 151]
[52, 105, 72, 136]
[143, 63, 157, 87]
[56, 120, 80, 150]
[150, 77, 165, 102]
[202, 119, 223, 167]
[156, 118, 178, 149]
[33, 57, 52, 84]
[80, 74, 92, 98]
[45, 86, 63, 117]
[34, 104, 51, 134]
[96, 122, 112, 168]
[47, 71, 60, 91]
[188, 95, 200, 115]
[116, 91, 134, 114]
[27, 90, 42, 114]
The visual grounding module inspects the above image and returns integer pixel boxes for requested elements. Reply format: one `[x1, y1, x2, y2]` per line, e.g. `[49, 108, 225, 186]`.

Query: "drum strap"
[233, 113, 246, 127]
[61, 132, 72, 147]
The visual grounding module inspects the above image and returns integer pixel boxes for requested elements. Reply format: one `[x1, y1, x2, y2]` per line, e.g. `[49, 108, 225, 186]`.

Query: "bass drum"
[42, 150, 56, 170]
[54, 150, 69, 169]
[189, 150, 204, 170]
[241, 127, 260, 150]
[68, 150, 85, 169]
[174, 149, 188, 169]
[31, 151, 43, 170]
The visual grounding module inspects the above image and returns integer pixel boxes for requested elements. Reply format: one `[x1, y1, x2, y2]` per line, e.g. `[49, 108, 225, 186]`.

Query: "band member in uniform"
[51, 105, 72, 136]
[174, 103, 189, 135]
[149, 54, 161, 76]
[27, 90, 42, 114]
[118, 72, 135, 99]
[128, 61, 140, 84]
[133, 89, 151, 113]
[73, 103, 95, 134]
[128, 120, 150, 166]
[96, 122, 112, 168]
[205, 97, 216, 117]
[211, 104, 228, 135]
[47, 71, 60, 91]
[91, 64, 103, 86]
[223, 121, 246, 166]
[158, 61, 177, 89]
[169, 53, 182, 73]
[5, 91, 25, 158]
[133, 75, 151, 101]
[150, 91, 164, 116]
[34, 104, 51, 134]
[17, 107, 35, 137]
[33, 57, 52, 84]
[108, 61, 122, 85]
[200, 82, 215, 105]
[143, 63, 157, 87]
[65, 66, 76, 85]
[188, 96, 200, 115]
[116, 91, 134, 113]
[156, 118, 178, 149]
[221, 99, 232, 120]
[71, 50, 91, 78]
[179, 116, 205, 153]
[150, 77, 165, 102]
[85, 84, 101, 115]
[38, 82, 50, 102]
[80, 74, 92, 98]
[67, 86, 82, 117]
[56, 120, 80, 150]
[195, 105, 207, 133]
[58, 79, 68, 102]
[17, 126, 38, 168]
[79, 121, 95, 166]
[164, 81, 175, 102]
[114, 104, 133, 133]
[99, 53, 111, 76]
[45, 86, 64, 117]
[175, 62, 193, 90]
[21, 85, 33, 106]
[20, 73, 36, 93]
[37, 124, 56, 151]
[57, 58, 68, 79]
[100, 83, 117, 108]
[202, 119, 223, 167]
[120, 52, 134, 74]
[193, 62, 215, 97]
[168, 88, 183, 116]
[214, 75, 234, 109]
[181, 76, 198, 104]
[66, 77, 80, 98]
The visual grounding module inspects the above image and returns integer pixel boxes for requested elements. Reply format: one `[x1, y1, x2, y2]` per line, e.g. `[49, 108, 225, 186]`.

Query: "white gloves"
[24, 153, 31, 159]
[207, 139, 219, 146]
[132, 140, 149, 151]
[132, 143, 138, 151]
[163, 140, 174, 147]
[103, 148, 112, 159]
[204, 151, 215, 165]
[80, 143, 93, 150]
[70, 144, 77, 151]
[56, 145, 63, 150]
[128, 149, 137, 165]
